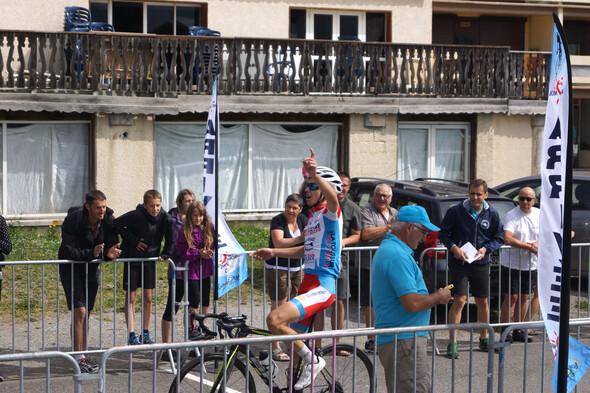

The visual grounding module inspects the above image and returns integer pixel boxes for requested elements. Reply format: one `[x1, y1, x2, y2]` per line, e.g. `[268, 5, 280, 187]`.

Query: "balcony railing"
[0, 31, 550, 99]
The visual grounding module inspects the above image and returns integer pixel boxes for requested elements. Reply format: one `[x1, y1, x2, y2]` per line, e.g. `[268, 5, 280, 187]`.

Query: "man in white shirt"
[500, 187, 539, 343]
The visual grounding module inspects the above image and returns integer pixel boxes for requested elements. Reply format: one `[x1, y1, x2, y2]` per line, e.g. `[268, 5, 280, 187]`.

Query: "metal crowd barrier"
[0, 244, 589, 392]
[94, 322, 499, 393]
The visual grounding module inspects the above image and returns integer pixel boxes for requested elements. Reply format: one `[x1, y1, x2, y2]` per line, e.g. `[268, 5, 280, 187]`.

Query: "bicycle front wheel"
[169, 352, 257, 393]
[314, 343, 374, 393]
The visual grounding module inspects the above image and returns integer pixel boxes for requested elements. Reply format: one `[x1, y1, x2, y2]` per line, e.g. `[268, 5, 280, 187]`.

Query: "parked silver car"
[494, 173, 590, 278]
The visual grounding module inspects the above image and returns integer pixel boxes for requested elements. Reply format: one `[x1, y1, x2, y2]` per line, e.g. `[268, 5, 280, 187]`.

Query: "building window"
[398, 123, 470, 182]
[564, 20, 590, 55]
[1, 122, 89, 216]
[290, 9, 387, 42]
[90, 1, 203, 35]
[432, 14, 525, 50]
[155, 123, 339, 211]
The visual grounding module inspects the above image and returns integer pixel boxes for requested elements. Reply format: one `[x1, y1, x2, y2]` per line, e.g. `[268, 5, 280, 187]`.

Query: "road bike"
[168, 311, 374, 392]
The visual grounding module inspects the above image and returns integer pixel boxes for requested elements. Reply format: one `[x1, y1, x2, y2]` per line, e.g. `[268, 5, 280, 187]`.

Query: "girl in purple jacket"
[177, 201, 215, 319]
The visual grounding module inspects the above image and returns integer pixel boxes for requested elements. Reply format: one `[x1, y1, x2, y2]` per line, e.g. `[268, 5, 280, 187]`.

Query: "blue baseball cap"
[397, 205, 440, 232]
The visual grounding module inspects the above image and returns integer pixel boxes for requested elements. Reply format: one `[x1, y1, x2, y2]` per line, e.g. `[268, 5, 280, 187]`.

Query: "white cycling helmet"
[315, 166, 343, 194]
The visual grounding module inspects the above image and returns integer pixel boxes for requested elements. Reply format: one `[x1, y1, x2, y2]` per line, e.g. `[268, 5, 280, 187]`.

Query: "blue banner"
[552, 336, 590, 393]
[203, 78, 249, 298]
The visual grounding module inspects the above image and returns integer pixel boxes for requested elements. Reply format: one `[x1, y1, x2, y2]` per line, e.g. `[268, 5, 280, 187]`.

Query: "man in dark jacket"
[438, 179, 504, 359]
[58, 190, 121, 373]
[116, 189, 174, 345]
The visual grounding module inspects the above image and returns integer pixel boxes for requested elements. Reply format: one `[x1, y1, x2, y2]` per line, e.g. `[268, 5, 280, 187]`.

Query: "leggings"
[162, 277, 211, 322]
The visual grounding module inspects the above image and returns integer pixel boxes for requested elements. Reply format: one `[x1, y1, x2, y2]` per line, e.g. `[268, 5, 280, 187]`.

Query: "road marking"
[163, 368, 242, 393]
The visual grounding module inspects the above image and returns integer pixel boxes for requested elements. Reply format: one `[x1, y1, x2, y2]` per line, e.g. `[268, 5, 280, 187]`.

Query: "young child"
[116, 189, 174, 345]
[161, 189, 196, 348]
[174, 201, 215, 329]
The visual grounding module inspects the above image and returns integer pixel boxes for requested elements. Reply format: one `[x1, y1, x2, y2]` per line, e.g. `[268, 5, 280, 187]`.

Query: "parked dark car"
[348, 177, 516, 301]
[494, 172, 590, 278]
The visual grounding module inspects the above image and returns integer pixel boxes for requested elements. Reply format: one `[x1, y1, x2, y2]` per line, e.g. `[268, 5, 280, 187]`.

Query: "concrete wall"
[94, 114, 155, 216]
[527, 15, 553, 52]
[5, 0, 431, 44]
[476, 113, 536, 187]
[0, 0, 84, 31]
[348, 114, 398, 178]
[210, 0, 432, 44]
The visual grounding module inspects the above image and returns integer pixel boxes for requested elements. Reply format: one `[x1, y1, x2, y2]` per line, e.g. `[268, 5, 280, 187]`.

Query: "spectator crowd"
[0, 149, 545, 392]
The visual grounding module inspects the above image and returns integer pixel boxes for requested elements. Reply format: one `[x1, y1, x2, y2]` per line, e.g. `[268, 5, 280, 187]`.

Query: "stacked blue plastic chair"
[188, 26, 221, 83]
[337, 35, 362, 85]
[64, 6, 92, 78]
[64, 6, 91, 32]
[89, 22, 115, 32]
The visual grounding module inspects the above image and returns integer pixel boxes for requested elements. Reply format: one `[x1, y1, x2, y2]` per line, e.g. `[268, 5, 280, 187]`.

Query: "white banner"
[539, 20, 569, 359]
[203, 78, 249, 298]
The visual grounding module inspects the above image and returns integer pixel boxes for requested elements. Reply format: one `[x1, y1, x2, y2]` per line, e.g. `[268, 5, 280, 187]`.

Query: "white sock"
[297, 347, 314, 364]
[74, 354, 84, 362]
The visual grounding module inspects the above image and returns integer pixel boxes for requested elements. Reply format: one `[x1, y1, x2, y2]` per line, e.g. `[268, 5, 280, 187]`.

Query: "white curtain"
[251, 124, 338, 209]
[398, 126, 467, 181]
[155, 124, 249, 210]
[398, 128, 428, 180]
[6, 123, 88, 215]
[155, 123, 339, 211]
[434, 129, 465, 181]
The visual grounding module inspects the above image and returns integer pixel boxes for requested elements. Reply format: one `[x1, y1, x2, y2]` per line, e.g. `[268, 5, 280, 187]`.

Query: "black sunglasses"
[305, 183, 319, 191]
[518, 196, 534, 202]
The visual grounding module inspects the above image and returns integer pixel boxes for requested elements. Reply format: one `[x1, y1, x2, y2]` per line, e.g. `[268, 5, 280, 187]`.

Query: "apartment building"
[1, 0, 583, 224]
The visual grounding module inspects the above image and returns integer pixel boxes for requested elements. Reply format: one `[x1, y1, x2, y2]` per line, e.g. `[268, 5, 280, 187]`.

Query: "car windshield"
[439, 200, 516, 222]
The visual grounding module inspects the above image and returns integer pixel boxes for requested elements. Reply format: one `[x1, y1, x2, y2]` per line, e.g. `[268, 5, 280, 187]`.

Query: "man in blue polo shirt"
[372, 205, 451, 393]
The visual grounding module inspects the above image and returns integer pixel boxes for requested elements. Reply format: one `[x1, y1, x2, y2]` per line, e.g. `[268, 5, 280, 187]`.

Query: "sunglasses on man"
[305, 183, 320, 191]
[518, 196, 534, 202]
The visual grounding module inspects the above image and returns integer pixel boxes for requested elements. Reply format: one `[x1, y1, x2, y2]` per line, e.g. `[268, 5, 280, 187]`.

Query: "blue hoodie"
[438, 199, 504, 265]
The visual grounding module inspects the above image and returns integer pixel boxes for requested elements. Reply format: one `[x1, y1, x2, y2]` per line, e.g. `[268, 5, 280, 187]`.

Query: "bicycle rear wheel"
[314, 343, 374, 393]
[168, 352, 257, 393]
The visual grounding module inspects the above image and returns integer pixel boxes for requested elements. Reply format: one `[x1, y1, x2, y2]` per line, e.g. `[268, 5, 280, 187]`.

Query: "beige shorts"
[265, 268, 302, 301]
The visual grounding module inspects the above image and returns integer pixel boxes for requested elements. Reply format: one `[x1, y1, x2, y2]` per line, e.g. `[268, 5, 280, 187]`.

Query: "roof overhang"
[0, 91, 547, 116]
[433, 0, 590, 19]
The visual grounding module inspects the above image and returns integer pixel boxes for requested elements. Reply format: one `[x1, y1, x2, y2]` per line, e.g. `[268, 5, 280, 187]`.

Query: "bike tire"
[168, 352, 257, 393]
[314, 343, 374, 393]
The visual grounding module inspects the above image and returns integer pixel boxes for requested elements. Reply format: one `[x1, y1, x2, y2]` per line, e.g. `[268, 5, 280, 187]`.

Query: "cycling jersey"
[303, 203, 343, 280]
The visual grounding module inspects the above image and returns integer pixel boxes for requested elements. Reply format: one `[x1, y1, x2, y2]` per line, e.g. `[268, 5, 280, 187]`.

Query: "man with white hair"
[373, 205, 451, 392]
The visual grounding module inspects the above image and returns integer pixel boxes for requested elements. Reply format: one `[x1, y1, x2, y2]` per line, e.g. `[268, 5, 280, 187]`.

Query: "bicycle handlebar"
[189, 311, 249, 339]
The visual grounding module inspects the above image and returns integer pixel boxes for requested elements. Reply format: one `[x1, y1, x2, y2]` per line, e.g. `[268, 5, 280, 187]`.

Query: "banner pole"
[213, 75, 220, 302]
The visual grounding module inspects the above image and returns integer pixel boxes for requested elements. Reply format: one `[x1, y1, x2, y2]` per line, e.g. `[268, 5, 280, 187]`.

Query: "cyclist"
[251, 148, 343, 390]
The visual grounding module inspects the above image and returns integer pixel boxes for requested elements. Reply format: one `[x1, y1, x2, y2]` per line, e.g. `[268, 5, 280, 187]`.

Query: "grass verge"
[0, 224, 269, 322]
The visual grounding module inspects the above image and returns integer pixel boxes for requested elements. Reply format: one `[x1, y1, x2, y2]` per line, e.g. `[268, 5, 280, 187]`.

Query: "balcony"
[0, 31, 549, 99]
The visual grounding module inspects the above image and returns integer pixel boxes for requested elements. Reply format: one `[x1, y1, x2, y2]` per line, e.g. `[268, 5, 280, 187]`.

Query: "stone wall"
[476, 113, 537, 187]
[348, 114, 398, 178]
[95, 114, 155, 216]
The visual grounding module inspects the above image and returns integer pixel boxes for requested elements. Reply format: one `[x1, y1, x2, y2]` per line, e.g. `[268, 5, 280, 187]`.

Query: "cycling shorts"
[290, 273, 336, 331]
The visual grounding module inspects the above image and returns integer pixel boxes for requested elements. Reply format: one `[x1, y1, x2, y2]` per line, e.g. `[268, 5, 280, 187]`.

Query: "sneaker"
[141, 332, 155, 344]
[446, 342, 460, 359]
[128, 334, 141, 345]
[364, 339, 375, 353]
[479, 337, 498, 353]
[160, 350, 177, 362]
[79, 357, 99, 374]
[501, 328, 513, 343]
[294, 356, 326, 390]
[512, 329, 533, 343]
[0, 368, 5, 382]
